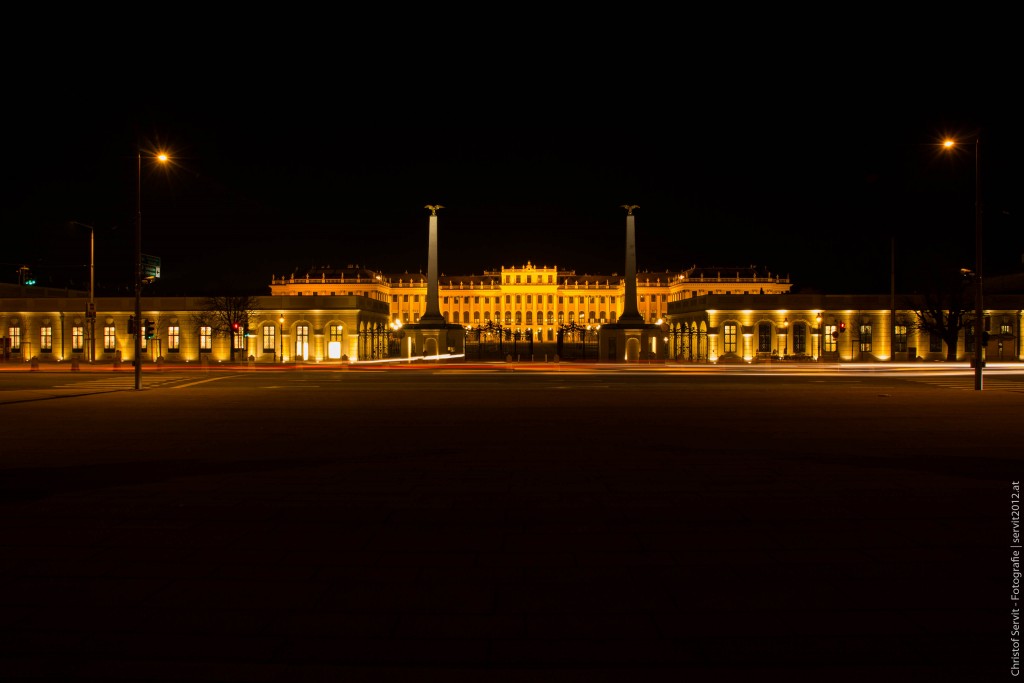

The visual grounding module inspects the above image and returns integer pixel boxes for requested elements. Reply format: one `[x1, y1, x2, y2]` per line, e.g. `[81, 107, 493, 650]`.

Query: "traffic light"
[839, 321, 847, 334]
[243, 323, 250, 338]
[128, 315, 136, 335]
[232, 321, 240, 334]
[145, 320, 155, 340]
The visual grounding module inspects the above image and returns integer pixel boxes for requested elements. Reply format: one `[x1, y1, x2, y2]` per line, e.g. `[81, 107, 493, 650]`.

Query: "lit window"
[724, 323, 737, 354]
[233, 328, 245, 350]
[200, 326, 212, 351]
[71, 325, 84, 352]
[893, 325, 907, 353]
[262, 325, 274, 352]
[295, 324, 310, 360]
[104, 325, 116, 351]
[40, 326, 52, 352]
[824, 325, 836, 353]
[168, 325, 180, 352]
[9, 326, 21, 352]
[859, 324, 872, 353]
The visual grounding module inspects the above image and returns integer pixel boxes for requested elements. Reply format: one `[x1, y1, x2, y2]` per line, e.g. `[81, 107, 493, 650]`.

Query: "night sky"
[4, 31, 1019, 298]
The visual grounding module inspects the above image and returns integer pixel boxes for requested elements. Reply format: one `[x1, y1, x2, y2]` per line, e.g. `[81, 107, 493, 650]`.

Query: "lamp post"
[134, 149, 169, 390]
[70, 221, 96, 363]
[943, 137, 983, 390]
[279, 314, 285, 363]
[815, 313, 822, 361]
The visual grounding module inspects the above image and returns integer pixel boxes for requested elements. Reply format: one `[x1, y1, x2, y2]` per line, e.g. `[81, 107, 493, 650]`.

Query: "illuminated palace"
[2, 268, 1022, 364]
[0, 264, 790, 364]
[271, 262, 791, 335]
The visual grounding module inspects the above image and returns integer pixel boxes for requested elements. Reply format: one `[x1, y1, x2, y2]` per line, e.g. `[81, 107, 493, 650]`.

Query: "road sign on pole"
[141, 254, 161, 280]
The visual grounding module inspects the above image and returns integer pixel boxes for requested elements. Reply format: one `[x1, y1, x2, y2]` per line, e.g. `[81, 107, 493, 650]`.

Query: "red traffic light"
[839, 321, 847, 333]
[232, 322, 240, 331]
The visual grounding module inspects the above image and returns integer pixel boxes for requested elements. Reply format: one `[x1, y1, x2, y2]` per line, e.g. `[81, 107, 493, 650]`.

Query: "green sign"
[142, 254, 161, 280]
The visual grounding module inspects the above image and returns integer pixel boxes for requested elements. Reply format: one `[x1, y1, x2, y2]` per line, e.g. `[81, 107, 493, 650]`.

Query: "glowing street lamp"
[942, 136, 983, 390]
[134, 149, 170, 391]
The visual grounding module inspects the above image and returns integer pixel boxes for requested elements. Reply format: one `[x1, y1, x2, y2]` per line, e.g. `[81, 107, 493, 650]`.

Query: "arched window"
[526, 311, 533, 324]
[793, 322, 806, 354]
[484, 311, 491, 321]
[758, 322, 772, 353]
[547, 311, 554, 324]
[515, 311, 522, 324]
[505, 312, 512, 325]
[473, 311, 480, 323]
[463, 311, 469, 324]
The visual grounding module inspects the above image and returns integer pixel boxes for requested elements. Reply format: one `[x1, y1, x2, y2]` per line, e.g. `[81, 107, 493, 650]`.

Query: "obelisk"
[420, 204, 445, 326]
[617, 204, 645, 325]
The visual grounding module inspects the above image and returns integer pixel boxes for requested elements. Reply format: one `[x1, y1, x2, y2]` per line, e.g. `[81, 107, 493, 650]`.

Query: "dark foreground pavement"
[0, 371, 1019, 681]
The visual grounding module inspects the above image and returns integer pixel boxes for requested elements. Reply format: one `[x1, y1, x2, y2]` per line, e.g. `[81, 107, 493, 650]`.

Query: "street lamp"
[134, 149, 170, 391]
[943, 137, 983, 390]
[279, 314, 285, 363]
[815, 313, 822, 360]
[70, 221, 96, 363]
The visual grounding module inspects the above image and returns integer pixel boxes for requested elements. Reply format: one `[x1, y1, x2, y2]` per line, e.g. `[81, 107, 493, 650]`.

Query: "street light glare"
[942, 139, 956, 149]
[156, 153, 169, 162]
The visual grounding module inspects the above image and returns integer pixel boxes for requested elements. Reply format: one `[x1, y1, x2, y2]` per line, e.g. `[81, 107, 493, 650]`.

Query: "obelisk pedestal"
[599, 205, 665, 362]
[401, 205, 465, 360]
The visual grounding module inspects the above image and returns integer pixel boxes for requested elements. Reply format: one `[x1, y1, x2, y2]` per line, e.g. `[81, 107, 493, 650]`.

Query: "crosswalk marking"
[51, 376, 187, 390]
[905, 376, 1024, 392]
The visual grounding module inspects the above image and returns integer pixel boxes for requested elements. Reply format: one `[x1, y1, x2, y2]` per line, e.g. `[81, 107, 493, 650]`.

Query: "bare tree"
[199, 295, 261, 361]
[907, 268, 976, 362]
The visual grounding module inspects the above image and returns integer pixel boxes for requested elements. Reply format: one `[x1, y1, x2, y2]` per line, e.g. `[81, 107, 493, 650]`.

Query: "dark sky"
[4, 29, 1019, 297]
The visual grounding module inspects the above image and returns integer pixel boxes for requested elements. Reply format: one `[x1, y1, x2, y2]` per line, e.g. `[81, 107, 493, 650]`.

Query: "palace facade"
[270, 262, 792, 343]
[2, 268, 1022, 365]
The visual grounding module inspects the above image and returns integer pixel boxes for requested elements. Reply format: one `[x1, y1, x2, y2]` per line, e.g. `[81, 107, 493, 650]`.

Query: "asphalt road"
[1, 366, 1021, 681]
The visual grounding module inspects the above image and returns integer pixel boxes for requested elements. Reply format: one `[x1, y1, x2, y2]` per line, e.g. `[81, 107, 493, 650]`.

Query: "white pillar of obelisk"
[618, 208, 644, 325]
[420, 207, 445, 326]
